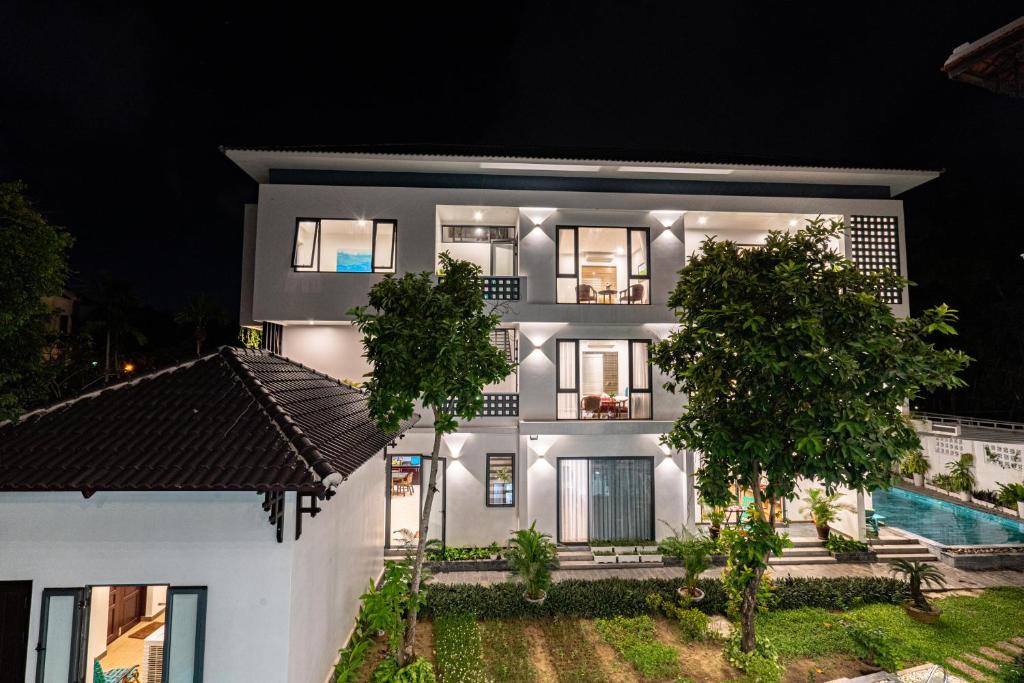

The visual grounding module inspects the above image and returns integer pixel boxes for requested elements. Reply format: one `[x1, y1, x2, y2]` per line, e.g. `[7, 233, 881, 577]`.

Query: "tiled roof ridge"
[218, 347, 345, 489]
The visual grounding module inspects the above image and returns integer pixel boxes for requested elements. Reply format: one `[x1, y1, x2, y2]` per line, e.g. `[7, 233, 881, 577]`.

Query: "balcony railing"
[482, 276, 521, 301]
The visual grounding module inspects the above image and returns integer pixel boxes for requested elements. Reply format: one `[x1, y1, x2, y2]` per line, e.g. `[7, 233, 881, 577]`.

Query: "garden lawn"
[759, 588, 1024, 666]
[479, 620, 537, 683]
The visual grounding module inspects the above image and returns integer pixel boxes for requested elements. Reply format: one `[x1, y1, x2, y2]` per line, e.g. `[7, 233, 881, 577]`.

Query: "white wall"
[282, 325, 371, 385]
[287, 457, 385, 683]
[86, 586, 110, 665]
[145, 585, 167, 618]
[920, 433, 1024, 494]
[0, 491, 294, 683]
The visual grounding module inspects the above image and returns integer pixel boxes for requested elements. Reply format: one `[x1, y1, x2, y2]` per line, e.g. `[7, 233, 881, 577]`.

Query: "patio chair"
[618, 283, 645, 304]
[865, 509, 886, 538]
[581, 394, 604, 419]
[93, 660, 140, 683]
[575, 284, 598, 304]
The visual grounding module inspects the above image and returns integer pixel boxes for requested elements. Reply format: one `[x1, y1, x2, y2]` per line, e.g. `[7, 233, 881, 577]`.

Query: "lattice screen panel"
[849, 215, 903, 304]
[932, 436, 964, 458]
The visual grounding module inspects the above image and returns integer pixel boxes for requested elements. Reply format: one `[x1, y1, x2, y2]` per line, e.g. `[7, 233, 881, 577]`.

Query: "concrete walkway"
[428, 561, 1024, 589]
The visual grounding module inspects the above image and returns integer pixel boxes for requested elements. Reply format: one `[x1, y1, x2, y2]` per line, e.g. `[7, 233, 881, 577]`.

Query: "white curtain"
[559, 460, 589, 542]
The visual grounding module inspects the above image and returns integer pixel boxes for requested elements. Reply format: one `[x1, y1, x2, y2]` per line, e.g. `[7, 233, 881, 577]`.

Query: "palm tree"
[175, 294, 225, 357]
[87, 276, 147, 383]
[505, 522, 559, 601]
[889, 559, 946, 611]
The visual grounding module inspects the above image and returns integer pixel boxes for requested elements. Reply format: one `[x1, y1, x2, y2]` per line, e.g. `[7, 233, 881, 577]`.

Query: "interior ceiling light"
[480, 162, 601, 172]
[617, 166, 734, 175]
[788, 219, 798, 227]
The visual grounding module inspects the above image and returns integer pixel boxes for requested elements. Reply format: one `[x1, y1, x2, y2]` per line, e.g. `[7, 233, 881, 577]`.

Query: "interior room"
[388, 455, 423, 545]
[556, 226, 650, 304]
[556, 339, 652, 420]
[293, 218, 396, 273]
[683, 212, 844, 263]
[87, 585, 167, 683]
[435, 205, 519, 276]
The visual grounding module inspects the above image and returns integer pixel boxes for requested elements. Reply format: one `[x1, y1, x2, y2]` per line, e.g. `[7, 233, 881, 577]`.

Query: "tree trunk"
[398, 410, 444, 666]
[740, 565, 765, 652]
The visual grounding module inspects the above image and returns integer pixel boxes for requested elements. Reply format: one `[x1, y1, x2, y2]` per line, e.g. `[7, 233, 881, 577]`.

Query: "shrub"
[646, 593, 710, 640]
[423, 577, 906, 620]
[723, 631, 784, 683]
[900, 450, 929, 477]
[929, 473, 955, 491]
[433, 613, 486, 683]
[997, 482, 1024, 508]
[505, 522, 559, 600]
[974, 489, 1001, 505]
[594, 615, 679, 679]
[843, 619, 901, 672]
[824, 536, 869, 553]
[999, 653, 1024, 683]
[371, 657, 437, 683]
[426, 543, 500, 562]
[945, 452, 976, 494]
[589, 537, 655, 547]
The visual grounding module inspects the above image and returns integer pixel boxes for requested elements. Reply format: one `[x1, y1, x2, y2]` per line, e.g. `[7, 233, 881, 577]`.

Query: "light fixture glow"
[480, 162, 601, 172]
[357, 218, 367, 226]
[473, 210, 484, 220]
[651, 210, 686, 228]
[697, 215, 708, 225]
[788, 219, 798, 227]
[123, 362, 135, 373]
[520, 207, 557, 226]
[444, 433, 470, 459]
[617, 166, 734, 175]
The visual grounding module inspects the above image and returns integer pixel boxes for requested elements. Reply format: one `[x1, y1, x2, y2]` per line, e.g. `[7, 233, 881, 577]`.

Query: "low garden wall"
[937, 547, 1024, 570]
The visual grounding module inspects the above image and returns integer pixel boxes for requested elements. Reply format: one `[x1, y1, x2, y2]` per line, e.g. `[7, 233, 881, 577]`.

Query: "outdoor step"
[879, 553, 937, 562]
[994, 641, 1023, 656]
[961, 653, 1002, 673]
[558, 560, 664, 570]
[557, 551, 594, 560]
[769, 556, 838, 565]
[868, 537, 920, 546]
[945, 658, 993, 682]
[872, 545, 931, 554]
[789, 538, 827, 547]
[780, 548, 832, 557]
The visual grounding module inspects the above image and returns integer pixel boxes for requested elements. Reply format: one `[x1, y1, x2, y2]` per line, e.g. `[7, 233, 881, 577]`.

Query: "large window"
[486, 454, 515, 506]
[556, 226, 649, 304]
[292, 218, 397, 273]
[556, 339, 653, 420]
[440, 224, 517, 276]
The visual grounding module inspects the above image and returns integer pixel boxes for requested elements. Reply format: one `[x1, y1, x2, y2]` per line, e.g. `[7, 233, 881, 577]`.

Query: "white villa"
[227, 146, 934, 549]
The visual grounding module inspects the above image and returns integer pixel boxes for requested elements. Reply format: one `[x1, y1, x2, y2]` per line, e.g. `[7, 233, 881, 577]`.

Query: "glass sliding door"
[556, 226, 651, 304]
[558, 457, 654, 543]
[491, 240, 517, 276]
[35, 588, 86, 683]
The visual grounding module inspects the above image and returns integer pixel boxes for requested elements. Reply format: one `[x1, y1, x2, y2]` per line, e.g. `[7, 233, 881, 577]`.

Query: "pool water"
[872, 486, 1024, 545]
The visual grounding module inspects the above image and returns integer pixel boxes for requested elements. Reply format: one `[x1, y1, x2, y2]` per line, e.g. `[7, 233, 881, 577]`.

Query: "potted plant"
[506, 522, 559, 604]
[946, 452, 976, 503]
[901, 450, 930, 487]
[658, 521, 710, 601]
[801, 488, 853, 540]
[997, 482, 1024, 518]
[706, 506, 726, 540]
[889, 559, 946, 624]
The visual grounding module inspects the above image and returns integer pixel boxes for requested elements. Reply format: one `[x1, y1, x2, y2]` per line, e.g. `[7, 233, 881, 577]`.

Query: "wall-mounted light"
[788, 219, 798, 228]
[697, 216, 708, 226]
[651, 210, 686, 228]
[444, 433, 470, 459]
[529, 434, 539, 441]
[520, 207, 557, 227]
[473, 210, 484, 221]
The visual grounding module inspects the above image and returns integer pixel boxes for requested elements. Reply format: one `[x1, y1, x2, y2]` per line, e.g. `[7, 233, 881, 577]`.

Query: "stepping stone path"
[943, 637, 1024, 682]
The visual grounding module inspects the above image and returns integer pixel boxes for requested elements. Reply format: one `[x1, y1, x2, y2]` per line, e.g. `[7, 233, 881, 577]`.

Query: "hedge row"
[422, 576, 906, 620]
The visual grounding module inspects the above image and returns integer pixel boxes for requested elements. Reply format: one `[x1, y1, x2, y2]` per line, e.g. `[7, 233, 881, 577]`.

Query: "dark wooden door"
[107, 586, 146, 644]
[0, 581, 32, 683]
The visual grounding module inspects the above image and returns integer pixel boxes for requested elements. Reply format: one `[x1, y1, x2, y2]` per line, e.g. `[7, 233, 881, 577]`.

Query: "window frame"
[485, 453, 516, 507]
[555, 338, 654, 420]
[291, 217, 398, 273]
[162, 586, 208, 683]
[555, 225, 652, 304]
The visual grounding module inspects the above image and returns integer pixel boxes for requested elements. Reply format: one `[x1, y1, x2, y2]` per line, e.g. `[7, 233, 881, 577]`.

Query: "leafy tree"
[175, 293, 226, 357]
[651, 218, 968, 652]
[0, 182, 73, 420]
[85, 274, 147, 382]
[350, 252, 514, 665]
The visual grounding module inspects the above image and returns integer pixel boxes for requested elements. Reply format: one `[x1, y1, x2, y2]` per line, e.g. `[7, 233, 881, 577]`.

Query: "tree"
[651, 218, 968, 653]
[0, 182, 73, 421]
[85, 275, 147, 382]
[175, 293, 226, 357]
[350, 252, 514, 665]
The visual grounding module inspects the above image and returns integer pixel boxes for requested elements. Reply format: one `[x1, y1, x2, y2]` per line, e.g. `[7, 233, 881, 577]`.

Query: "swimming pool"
[872, 486, 1024, 545]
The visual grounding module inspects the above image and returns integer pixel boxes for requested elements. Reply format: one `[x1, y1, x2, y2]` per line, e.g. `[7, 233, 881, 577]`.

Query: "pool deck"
[428, 560, 1024, 589]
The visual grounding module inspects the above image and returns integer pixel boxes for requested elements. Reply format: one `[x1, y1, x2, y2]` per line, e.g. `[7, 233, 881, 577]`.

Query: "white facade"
[232, 150, 930, 548]
[0, 455, 386, 683]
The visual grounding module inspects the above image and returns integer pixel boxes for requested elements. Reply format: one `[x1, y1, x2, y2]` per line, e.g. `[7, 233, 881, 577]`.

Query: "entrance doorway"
[557, 457, 654, 544]
[386, 454, 446, 549]
[0, 581, 32, 683]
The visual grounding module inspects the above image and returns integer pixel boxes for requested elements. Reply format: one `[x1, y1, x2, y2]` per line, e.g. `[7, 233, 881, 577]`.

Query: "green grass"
[433, 613, 486, 683]
[594, 615, 679, 680]
[479, 620, 537, 683]
[539, 616, 605, 683]
[758, 588, 1024, 666]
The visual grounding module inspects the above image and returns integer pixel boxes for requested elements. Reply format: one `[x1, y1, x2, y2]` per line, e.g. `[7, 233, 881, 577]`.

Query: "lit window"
[292, 219, 397, 273]
[556, 227, 650, 303]
[486, 454, 514, 506]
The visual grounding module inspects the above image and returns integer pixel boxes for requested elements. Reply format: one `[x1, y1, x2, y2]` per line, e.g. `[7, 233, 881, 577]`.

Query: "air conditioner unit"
[142, 625, 165, 683]
[583, 251, 614, 262]
[929, 422, 961, 437]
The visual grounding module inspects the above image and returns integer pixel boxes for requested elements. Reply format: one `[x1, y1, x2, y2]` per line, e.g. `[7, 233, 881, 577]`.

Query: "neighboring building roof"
[914, 411, 1024, 445]
[0, 347, 416, 495]
[943, 16, 1024, 98]
[220, 144, 941, 197]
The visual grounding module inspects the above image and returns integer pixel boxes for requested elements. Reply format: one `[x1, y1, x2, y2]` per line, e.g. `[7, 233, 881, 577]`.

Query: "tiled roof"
[0, 347, 416, 494]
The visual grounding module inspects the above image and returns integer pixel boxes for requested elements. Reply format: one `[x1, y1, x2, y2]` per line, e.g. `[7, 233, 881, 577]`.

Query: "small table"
[598, 289, 616, 304]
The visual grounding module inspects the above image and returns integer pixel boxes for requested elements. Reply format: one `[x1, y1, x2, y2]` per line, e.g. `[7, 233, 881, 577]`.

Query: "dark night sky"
[1, 2, 1023, 416]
